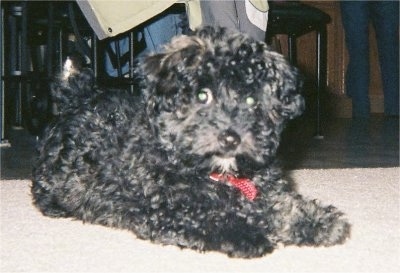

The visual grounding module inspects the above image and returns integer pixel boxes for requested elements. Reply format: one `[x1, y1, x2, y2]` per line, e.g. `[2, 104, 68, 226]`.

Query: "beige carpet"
[1, 168, 399, 272]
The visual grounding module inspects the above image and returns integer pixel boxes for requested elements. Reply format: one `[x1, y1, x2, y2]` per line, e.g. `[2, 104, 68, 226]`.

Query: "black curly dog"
[32, 27, 350, 258]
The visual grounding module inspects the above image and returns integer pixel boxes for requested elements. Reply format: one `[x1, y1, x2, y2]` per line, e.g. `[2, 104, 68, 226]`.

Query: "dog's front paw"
[297, 205, 351, 247]
[216, 227, 275, 258]
[311, 206, 351, 246]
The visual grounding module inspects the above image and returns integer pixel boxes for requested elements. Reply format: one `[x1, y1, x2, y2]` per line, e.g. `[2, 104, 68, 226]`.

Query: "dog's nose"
[218, 129, 241, 150]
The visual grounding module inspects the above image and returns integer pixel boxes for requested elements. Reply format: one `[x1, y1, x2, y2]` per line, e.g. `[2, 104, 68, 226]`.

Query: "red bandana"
[209, 173, 258, 201]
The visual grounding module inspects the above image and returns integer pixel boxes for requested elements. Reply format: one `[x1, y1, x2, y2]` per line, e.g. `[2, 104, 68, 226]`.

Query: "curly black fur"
[32, 26, 350, 258]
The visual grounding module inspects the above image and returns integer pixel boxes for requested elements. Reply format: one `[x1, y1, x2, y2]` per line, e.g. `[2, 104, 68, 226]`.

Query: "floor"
[279, 115, 399, 170]
[1, 114, 399, 180]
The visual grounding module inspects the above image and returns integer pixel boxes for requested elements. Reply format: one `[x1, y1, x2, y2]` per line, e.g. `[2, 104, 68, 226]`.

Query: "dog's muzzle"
[218, 129, 241, 151]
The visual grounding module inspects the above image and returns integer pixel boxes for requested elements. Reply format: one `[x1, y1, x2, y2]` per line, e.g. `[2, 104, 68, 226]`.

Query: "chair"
[1, 1, 99, 137]
[2, 1, 71, 137]
[266, 1, 331, 138]
[0, 1, 171, 138]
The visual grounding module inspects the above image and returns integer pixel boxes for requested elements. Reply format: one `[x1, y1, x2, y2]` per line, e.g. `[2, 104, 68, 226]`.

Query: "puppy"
[32, 26, 350, 258]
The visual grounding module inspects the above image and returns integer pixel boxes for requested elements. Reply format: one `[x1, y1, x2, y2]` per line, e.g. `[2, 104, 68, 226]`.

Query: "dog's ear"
[140, 35, 209, 118]
[262, 51, 305, 121]
[141, 35, 207, 89]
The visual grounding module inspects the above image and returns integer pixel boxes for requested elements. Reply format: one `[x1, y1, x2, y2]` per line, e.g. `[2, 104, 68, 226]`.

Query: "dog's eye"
[246, 96, 256, 107]
[197, 88, 213, 104]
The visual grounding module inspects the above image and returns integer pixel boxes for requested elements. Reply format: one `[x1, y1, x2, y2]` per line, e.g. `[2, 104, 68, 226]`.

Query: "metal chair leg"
[0, 4, 9, 146]
[288, 34, 297, 66]
[314, 26, 327, 139]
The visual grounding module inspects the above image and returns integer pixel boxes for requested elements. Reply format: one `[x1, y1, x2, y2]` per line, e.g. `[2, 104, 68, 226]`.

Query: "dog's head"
[140, 26, 304, 175]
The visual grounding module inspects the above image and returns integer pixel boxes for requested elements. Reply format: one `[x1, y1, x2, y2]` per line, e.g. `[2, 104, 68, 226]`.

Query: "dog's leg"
[32, 168, 84, 218]
[31, 181, 71, 218]
[31, 130, 71, 218]
[31, 121, 96, 219]
[203, 217, 275, 258]
[266, 191, 351, 247]
[146, 211, 276, 258]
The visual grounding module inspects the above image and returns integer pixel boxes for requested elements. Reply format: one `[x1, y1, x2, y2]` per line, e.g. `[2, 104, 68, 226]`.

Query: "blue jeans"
[341, 1, 399, 117]
[105, 12, 183, 77]
[141, 12, 183, 54]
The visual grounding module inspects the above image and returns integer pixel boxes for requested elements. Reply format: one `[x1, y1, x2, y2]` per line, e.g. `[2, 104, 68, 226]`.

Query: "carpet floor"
[1, 168, 399, 272]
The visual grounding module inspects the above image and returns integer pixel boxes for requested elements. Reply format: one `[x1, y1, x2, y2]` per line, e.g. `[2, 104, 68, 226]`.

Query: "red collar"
[209, 173, 258, 201]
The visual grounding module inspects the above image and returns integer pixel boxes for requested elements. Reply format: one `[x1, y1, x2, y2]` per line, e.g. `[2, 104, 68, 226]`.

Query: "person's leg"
[104, 37, 130, 77]
[143, 13, 183, 53]
[340, 1, 371, 118]
[371, 1, 399, 116]
[237, 0, 266, 41]
[105, 11, 184, 76]
[200, 0, 239, 31]
[200, 0, 266, 41]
